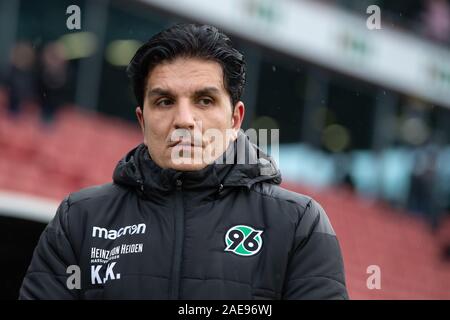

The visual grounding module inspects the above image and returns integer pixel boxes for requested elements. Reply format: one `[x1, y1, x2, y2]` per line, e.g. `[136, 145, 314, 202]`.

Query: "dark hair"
[127, 23, 246, 108]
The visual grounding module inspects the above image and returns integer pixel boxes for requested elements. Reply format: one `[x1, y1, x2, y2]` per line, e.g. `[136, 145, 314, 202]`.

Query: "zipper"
[169, 178, 184, 299]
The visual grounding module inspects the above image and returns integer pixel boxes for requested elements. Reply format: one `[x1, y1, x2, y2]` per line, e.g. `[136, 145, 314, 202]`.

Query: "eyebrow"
[147, 88, 173, 98]
[193, 87, 221, 97]
[147, 86, 221, 98]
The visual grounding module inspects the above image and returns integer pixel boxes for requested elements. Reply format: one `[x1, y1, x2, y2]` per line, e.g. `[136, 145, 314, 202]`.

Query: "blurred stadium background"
[0, 0, 449, 299]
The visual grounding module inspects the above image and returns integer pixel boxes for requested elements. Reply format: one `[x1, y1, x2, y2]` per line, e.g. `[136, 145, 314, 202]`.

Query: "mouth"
[168, 140, 202, 148]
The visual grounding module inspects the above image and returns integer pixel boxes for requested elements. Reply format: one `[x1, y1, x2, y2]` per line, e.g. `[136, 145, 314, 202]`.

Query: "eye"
[156, 98, 173, 107]
[198, 97, 213, 106]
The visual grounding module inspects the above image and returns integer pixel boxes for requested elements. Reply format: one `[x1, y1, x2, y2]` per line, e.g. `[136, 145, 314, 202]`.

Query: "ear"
[135, 106, 147, 145]
[231, 101, 245, 136]
[231, 101, 245, 140]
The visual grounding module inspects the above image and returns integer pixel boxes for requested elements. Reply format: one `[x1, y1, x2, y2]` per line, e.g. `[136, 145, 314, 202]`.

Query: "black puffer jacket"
[20, 133, 348, 299]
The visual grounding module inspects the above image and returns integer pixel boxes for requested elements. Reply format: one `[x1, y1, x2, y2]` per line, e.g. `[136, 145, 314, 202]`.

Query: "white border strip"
[0, 190, 58, 224]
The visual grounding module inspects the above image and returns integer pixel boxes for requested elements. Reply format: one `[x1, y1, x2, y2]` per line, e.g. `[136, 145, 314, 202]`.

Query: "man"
[20, 23, 348, 299]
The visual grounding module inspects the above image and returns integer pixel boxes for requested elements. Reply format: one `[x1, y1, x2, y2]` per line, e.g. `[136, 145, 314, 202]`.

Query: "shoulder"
[54, 183, 130, 222]
[250, 183, 334, 235]
[250, 182, 313, 211]
[50, 183, 132, 236]
[66, 183, 126, 207]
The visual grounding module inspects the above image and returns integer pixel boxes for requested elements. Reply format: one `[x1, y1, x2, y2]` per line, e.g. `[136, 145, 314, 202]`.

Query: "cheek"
[144, 115, 168, 141]
[205, 107, 232, 128]
[202, 115, 233, 144]
[148, 124, 166, 141]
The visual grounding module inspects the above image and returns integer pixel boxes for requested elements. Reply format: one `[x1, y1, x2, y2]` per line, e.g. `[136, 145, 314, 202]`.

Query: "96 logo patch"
[224, 225, 263, 256]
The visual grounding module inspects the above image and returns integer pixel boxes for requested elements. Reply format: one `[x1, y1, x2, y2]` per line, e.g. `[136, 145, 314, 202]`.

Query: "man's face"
[136, 57, 245, 171]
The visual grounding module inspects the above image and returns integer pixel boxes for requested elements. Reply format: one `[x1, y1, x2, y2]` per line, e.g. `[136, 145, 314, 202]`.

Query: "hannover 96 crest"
[224, 225, 263, 256]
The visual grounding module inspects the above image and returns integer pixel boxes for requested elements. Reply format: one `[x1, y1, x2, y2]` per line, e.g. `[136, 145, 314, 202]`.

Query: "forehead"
[146, 57, 226, 93]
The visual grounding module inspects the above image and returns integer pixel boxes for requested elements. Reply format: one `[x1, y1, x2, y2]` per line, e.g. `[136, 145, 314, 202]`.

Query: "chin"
[169, 161, 208, 171]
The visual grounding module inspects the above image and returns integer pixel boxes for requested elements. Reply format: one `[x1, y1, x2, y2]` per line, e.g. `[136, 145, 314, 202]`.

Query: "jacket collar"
[113, 131, 282, 199]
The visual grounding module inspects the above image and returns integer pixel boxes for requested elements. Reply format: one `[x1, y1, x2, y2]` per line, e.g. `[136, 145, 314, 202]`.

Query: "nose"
[173, 99, 195, 130]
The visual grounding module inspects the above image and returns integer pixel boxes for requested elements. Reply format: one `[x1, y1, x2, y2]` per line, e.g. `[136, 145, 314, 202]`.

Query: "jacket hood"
[113, 131, 281, 196]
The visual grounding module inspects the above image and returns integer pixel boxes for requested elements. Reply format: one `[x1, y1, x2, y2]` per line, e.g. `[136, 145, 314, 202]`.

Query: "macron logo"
[92, 223, 146, 240]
